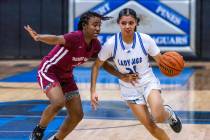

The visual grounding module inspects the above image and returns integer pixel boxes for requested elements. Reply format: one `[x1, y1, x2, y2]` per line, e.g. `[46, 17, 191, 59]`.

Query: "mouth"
[125, 30, 132, 33]
[94, 33, 99, 37]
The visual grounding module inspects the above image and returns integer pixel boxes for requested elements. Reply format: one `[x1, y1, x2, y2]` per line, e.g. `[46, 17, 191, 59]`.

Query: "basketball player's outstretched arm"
[24, 25, 65, 45]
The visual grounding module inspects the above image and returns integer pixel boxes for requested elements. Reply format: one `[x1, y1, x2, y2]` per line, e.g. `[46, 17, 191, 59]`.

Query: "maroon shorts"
[37, 70, 78, 94]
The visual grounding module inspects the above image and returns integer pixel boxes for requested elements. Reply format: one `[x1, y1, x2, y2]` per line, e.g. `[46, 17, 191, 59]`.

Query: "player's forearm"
[36, 34, 64, 45]
[102, 61, 123, 79]
[90, 64, 100, 94]
[153, 53, 162, 65]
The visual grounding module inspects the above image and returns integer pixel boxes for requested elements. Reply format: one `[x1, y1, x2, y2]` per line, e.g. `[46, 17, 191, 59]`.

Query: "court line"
[1, 114, 210, 121]
[0, 123, 141, 133]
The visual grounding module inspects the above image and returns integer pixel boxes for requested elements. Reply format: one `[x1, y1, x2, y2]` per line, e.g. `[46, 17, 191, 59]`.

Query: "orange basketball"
[159, 51, 185, 77]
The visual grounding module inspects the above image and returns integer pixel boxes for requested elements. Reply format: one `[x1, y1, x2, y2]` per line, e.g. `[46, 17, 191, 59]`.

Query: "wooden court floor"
[1, 60, 210, 140]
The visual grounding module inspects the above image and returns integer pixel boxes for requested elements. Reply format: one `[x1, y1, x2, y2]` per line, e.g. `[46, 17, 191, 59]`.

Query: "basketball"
[159, 51, 185, 77]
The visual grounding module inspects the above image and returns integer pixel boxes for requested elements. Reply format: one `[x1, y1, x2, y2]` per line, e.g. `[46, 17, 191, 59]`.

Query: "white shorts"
[119, 78, 161, 105]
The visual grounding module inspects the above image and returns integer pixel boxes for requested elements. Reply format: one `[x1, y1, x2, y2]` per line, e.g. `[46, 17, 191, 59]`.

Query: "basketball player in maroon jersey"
[25, 11, 139, 140]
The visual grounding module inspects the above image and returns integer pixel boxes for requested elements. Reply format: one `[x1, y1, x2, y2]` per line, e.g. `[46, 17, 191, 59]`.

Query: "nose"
[125, 23, 130, 28]
[96, 25, 100, 31]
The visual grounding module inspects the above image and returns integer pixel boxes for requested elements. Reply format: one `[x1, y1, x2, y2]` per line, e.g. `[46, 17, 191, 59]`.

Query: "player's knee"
[77, 111, 84, 122]
[71, 110, 84, 122]
[51, 101, 65, 111]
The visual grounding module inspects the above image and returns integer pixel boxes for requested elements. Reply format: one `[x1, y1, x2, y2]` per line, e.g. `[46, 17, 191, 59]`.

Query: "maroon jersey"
[38, 30, 100, 77]
[37, 31, 101, 93]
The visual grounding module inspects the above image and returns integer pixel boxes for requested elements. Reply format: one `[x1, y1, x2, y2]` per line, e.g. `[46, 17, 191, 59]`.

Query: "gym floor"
[0, 60, 210, 140]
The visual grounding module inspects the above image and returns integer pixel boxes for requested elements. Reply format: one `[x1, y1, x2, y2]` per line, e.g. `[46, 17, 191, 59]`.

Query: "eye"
[93, 22, 101, 27]
[129, 21, 135, 25]
[98, 23, 102, 27]
[120, 21, 127, 25]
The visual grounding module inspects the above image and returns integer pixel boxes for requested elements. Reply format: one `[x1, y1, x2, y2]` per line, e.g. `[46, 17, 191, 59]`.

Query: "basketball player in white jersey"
[90, 8, 182, 140]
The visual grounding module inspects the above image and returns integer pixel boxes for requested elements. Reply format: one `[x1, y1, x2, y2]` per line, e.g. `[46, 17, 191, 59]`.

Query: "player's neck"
[122, 33, 134, 44]
[82, 31, 92, 45]
[84, 37, 92, 45]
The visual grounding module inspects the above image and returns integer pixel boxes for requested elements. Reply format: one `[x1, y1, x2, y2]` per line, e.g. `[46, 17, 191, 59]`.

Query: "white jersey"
[98, 32, 160, 88]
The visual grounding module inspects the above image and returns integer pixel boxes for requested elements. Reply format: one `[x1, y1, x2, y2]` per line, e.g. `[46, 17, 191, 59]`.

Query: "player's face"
[118, 15, 137, 36]
[84, 17, 101, 39]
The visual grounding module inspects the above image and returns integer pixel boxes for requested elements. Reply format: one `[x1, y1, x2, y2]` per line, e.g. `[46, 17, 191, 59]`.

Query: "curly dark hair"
[77, 11, 112, 30]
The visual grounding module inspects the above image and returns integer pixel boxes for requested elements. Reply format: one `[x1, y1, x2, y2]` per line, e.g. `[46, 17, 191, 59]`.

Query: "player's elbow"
[94, 59, 104, 68]
[102, 62, 112, 72]
[92, 62, 100, 71]
[55, 35, 65, 45]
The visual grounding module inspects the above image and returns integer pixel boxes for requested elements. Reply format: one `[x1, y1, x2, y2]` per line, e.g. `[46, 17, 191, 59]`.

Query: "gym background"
[0, 0, 209, 60]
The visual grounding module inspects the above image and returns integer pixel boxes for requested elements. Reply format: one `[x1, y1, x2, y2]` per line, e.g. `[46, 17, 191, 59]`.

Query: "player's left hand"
[24, 25, 39, 41]
[91, 92, 99, 111]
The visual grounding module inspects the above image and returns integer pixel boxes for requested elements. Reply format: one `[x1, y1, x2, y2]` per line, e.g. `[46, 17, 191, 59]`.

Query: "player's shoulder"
[107, 34, 116, 42]
[136, 32, 153, 42]
[103, 34, 116, 46]
[69, 30, 82, 36]
[99, 34, 116, 53]
[64, 30, 82, 41]
[92, 38, 101, 48]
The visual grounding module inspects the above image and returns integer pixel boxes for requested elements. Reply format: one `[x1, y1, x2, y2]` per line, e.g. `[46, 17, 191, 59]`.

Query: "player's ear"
[82, 23, 87, 29]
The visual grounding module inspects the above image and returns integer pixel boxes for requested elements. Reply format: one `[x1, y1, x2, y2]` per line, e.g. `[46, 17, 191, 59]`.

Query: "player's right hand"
[24, 25, 39, 41]
[120, 73, 140, 86]
[91, 92, 99, 111]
